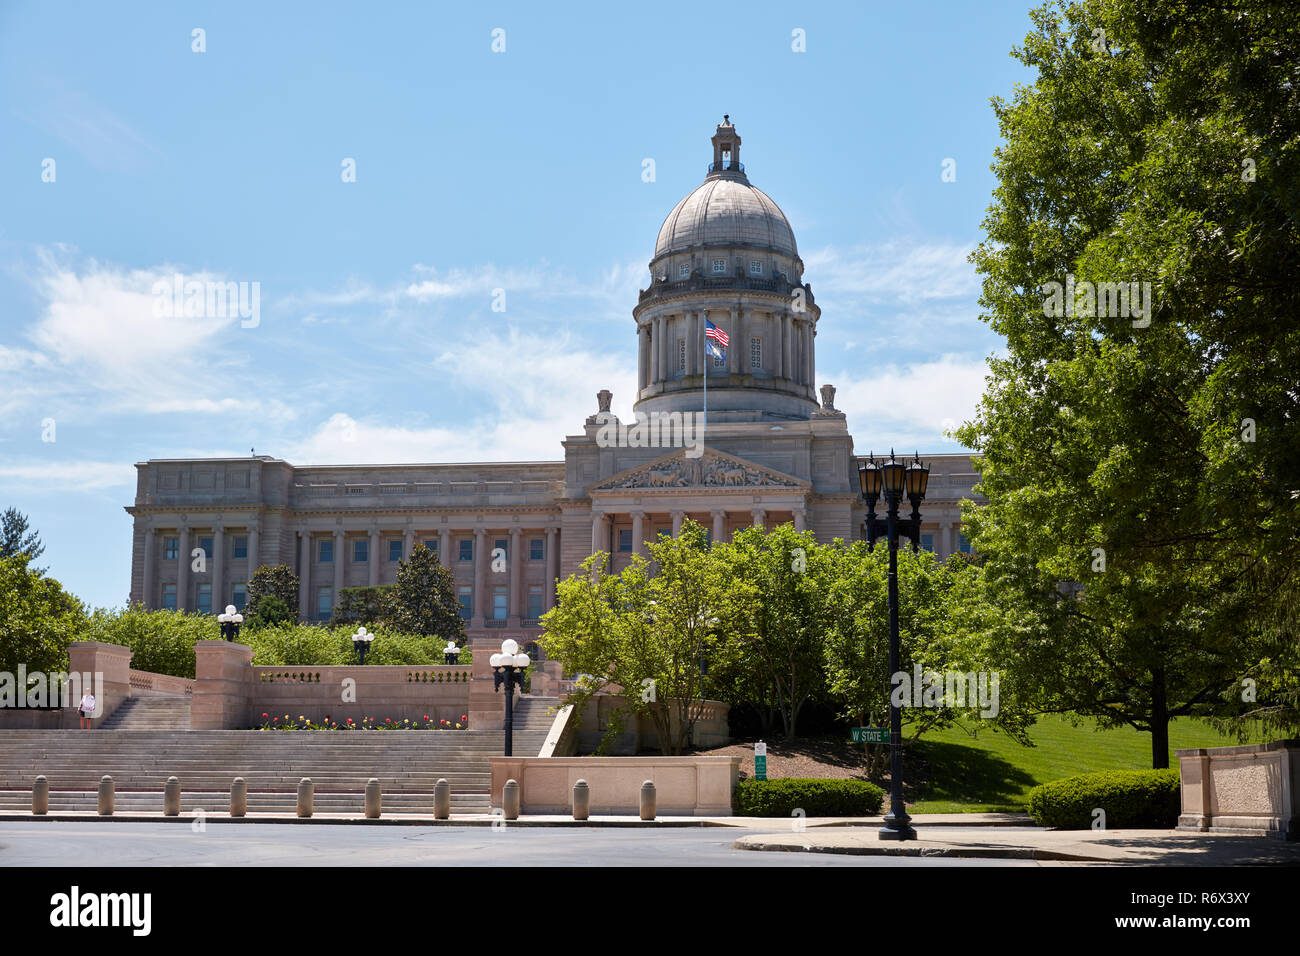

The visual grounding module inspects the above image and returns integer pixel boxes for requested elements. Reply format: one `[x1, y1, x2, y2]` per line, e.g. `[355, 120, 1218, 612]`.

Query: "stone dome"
[653, 176, 798, 261]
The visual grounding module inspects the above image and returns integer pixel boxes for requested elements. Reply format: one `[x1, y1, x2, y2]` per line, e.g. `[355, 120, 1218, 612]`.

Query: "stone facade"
[123, 119, 982, 647]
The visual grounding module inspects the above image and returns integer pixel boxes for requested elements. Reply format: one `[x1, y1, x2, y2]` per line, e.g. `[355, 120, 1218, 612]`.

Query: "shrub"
[1026, 769, 1181, 829]
[244, 623, 344, 666]
[732, 778, 885, 817]
[86, 605, 217, 678]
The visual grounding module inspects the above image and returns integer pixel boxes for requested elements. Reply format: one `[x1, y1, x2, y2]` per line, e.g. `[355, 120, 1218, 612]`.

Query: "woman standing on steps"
[77, 691, 96, 729]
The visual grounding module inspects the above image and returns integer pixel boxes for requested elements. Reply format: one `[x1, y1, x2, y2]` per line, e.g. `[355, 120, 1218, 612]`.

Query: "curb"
[731, 838, 1113, 863]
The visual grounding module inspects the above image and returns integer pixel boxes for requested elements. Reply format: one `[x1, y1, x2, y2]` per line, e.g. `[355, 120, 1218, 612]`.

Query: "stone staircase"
[98, 696, 192, 730]
[0, 713, 555, 815]
[511, 696, 560, 733]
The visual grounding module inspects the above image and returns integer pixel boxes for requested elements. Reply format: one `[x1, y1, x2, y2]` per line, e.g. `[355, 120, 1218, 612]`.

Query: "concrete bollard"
[163, 776, 181, 816]
[32, 775, 48, 816]
[502, 779, 520, 821]
[230, 777, 247, 817]
[572, 779, 590, 821]
[98, 775, 114, 816]
[640, 780, 656, 821]
[433, 778, 450, 820]
[297, 777, 313, 818]
[365, 778, 381, 819]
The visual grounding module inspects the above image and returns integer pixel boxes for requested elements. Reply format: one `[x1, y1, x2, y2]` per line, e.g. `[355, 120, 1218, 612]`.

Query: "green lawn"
[908, 715, 1264, 813]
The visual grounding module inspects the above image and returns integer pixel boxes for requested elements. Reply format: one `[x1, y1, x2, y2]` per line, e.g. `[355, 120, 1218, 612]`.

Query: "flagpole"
[702, 317, 708, 445]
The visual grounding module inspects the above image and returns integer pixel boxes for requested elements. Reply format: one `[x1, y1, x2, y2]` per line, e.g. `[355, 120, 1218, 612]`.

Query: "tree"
[0, 556, 87, 675]
[541, 520, 726, 755]
[331, 585, 393, 627]
[714, 524, 831, 740]
[382, 545, 465, 643]
[960, 0, 1300, 767]
[244, 565, 299, 626]
[0, 508, 45, 571]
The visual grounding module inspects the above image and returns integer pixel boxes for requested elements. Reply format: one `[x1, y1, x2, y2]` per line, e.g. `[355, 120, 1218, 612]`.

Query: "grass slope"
[909, 715, 1262, 813]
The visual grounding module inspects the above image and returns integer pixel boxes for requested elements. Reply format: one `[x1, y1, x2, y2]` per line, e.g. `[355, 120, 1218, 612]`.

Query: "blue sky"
[0, 0, 1037, 609]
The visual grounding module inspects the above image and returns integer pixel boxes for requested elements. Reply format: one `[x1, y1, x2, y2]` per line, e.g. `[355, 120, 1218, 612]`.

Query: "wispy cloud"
[17, 92, 158, 172]
[0, 459, 136, 492]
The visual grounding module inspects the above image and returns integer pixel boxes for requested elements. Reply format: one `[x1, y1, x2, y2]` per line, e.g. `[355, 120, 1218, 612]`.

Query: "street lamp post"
[859, 449, 929, 841]
[490, 639, 531, 756]
[351, 626, 374, 665]
[443, 641, 461, 665]
[217, 605, 244, 642]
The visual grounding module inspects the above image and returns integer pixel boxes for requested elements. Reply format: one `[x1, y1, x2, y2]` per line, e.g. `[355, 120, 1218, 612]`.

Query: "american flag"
[705, 319, 728, 359]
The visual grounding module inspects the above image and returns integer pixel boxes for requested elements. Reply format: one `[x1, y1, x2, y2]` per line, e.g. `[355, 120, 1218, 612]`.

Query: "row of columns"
[296, 526, 560, 625]
[639, 308, 815, 391]
[591, 506, 807, 555]
[139, 525, 259, 612]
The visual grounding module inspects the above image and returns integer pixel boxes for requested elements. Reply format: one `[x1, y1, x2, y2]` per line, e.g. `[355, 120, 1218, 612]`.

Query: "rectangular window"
[713, 351, 725, 368]
[162, 583, 177, 611]
[198, 536, 214, 559]
[492, 586, 508, 621]
[712, 258, 727, 274]
[529, 538, 544, 561]
[232, 536, 248, 559]
[459, 539, 474, 561]
[494, 539, 508, 560]
[424, 539, 439, 556]
[388, 539, 403, 562]
[527, 585, 544, 620]
[920, 534, 935, 553]
[678, 262, 689, 279]
[618, 529, 633, 552]
[750, 337, 762, 370]
[197, 583, 212, 615]
[958, 533, 972, 554]
[353, 539, 368, 563]
[318, 539, 333, 563]
[232, 583, 247, 612]
[750, 259, 763, 275]
[457, 586, 472, 620]
[678, 338, 686, 372]
[164, 537, 178, 561]
[345, 485, 366, 495]
[316, 587, 333, 621]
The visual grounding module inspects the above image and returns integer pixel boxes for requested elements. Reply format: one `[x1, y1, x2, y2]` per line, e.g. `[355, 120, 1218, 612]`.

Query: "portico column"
[333, 529, 345, 599]
[805, 323, 816, 388]
[638, 326, 647, 390]
[782, 316, 792, 381]
[545, 528, 558, 610]
[212, 526, 225, 611]
[368, 528, 380, 586]
[508, 528, 522, 624]
[142, 526, 155, 608]
[297, 530, 310, 620]
[671, 510, 684, 537]
[751, 509, 766, 529]
[774, 314, 784, 379]
[177, 526, 190, 611]
[711, 509, 725, 546]
[658, 317, 669, 381]
[649, 322, 660, 386]
[793, 507, 807, 532]
[247, 525, 259, 577]
[591, 513, 607, 555]
[439, 529, 451, 569]
[688, 312, 699, 376]
[473, 529, 488, 625]
[403, 529, 414, 563]
[940, 520, 953, 558]
[631, 511, 645, 555]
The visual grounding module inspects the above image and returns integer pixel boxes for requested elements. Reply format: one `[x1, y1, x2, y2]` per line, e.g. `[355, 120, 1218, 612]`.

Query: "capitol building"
[124, 119, 982, 644]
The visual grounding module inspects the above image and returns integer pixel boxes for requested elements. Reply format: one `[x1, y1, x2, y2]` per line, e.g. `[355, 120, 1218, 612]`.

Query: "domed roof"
[653, 177, 798, 261]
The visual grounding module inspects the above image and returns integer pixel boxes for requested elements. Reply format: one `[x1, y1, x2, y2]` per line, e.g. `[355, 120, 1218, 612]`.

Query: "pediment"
[588, 447, 810, 493]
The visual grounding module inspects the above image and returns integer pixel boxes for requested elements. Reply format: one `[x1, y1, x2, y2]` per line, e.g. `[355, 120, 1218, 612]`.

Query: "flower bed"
[253, 712, 469, 730]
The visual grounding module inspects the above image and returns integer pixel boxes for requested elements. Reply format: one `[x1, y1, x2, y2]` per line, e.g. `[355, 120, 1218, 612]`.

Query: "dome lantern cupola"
[709, 115, 744, 179]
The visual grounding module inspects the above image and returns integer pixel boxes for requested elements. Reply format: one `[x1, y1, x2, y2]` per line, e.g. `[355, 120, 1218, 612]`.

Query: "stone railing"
[128, 670, 195, 696]
[490, 755, 741, 815]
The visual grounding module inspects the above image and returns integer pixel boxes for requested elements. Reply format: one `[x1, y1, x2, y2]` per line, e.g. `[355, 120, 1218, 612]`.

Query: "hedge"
[733, 778, 885, 817]
[1026, 769, 1181, 829]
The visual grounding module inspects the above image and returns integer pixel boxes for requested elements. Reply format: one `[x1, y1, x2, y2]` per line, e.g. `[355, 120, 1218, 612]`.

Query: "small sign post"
[754, 740, 767, 781]
[850, 727, 890, 744]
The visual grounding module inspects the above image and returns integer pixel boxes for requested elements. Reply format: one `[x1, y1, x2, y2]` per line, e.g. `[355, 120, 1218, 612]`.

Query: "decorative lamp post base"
[878, 816, 917, 841]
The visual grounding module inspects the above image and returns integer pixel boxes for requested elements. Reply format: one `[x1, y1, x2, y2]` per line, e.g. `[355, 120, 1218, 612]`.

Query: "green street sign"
[851, 727, 890, 744]
[754, 755, 767, 781]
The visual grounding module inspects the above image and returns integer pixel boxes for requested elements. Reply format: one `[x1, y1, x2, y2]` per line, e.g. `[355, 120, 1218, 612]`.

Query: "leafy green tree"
[960, 0, 1299, 766]
[714, 525, 831, 741]
[541, 520, 726, 755]
[382, 545, 465, 644]
[245, 565, 299, 626]
[331, 585, 393, 627]
[0, 556, 86, 674]
[86, 605, 218, 678]
[0, 508, 45, 571]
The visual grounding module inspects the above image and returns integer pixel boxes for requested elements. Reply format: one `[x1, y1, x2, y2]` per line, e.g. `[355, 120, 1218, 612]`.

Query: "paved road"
[0, 821, 1044, 866]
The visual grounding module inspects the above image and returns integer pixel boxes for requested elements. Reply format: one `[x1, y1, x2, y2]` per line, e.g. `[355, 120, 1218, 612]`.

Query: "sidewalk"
[732, 826, 1300, 865]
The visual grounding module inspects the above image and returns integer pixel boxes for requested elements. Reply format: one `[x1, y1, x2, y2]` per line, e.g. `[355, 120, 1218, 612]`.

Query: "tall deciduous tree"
[0, 508, 45, 571]
[961, 0, 1299, 766]
[0, 556, 86, 675]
